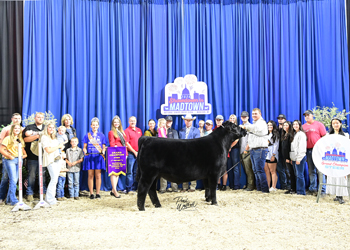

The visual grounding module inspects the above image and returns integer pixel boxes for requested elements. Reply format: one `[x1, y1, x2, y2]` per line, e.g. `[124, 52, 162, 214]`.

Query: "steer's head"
[222, 121, 247, 141]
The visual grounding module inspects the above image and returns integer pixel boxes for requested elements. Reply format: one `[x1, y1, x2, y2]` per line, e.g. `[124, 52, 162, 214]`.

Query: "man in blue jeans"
[302, 110, 327, 195]
[240, 108, 269, 193]
[124, 116, 143, 194]
[22, 112, 46, 202]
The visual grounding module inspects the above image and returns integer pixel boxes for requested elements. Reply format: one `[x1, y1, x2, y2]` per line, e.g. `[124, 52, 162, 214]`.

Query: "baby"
[57, 126, 68, 154]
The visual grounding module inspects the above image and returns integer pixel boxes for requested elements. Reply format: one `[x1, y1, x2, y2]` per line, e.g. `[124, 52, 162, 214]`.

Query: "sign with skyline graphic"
[161, 74, 212, 115]
[313, 134, 350, 177]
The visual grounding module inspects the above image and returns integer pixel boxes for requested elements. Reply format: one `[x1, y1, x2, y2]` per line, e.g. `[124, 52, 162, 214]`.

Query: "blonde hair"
[158, 118, 166, 128]
[252, 108, 261, 114]
[8, 124, 24, 148]
[71, 137, 79, 142]
[111, 116, 125, 138]
[61, 114, 74, 126]
[229, 114, 238, 125]
[58, 126, 66, 132]
[43, 122, 57, 140]
[35, 112, 44, 117]
[91, 117, 99, 125]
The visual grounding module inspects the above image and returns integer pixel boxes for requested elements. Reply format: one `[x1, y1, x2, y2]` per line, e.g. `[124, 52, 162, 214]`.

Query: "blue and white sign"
[313, 134, 350, 177]
[161, 75, 212, 115]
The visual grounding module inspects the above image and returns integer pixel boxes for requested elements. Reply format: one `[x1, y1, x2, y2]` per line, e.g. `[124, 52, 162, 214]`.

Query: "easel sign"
[107, 147, 127, 176]
[313, 134, 350, 177]
[313, 134, 350, 203]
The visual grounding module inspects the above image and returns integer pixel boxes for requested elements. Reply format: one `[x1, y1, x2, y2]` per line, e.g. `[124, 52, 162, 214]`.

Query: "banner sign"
[107, 146, 127, 176]
[313, 134, 350, 177]
[161, 74, 212, 115]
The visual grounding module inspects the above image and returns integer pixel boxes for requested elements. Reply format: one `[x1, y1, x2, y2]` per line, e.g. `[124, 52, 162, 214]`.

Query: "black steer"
[136, 121, 247, 211]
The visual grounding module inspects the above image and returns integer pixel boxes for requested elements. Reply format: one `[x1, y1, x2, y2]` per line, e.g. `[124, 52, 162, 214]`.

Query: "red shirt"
[124, 126, 142, 152]
[302, 121, 327, 149]
[108, 131, 129, 156]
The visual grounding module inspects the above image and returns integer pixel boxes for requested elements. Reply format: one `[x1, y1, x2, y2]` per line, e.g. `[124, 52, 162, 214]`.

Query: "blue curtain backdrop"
[23, 0, 349, 191]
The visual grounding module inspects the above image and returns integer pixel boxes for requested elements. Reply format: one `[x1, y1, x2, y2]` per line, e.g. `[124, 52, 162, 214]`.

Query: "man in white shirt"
[240, 108, 269, 193]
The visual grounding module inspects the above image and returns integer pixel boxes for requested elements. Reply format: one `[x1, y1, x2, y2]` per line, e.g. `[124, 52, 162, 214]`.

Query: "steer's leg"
[203, 179, 211, 202]
[137, 175, 155, 211]
[148, 178, 161, 208]
[208, 176, 219, 205]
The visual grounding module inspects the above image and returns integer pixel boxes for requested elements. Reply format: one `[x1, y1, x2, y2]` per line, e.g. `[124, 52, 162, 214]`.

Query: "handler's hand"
[134, 151, 138, 157]
[296, 161, 300, 165]
[239, 125, 245, 129]
[286, 159, 290, 163]
[270, 156, 275, 162]
[83, 148, 87, 155]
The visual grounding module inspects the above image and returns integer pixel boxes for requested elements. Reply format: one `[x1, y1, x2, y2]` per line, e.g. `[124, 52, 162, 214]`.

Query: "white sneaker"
[0, 199, 4, 205]
[269, 187, 276, 192]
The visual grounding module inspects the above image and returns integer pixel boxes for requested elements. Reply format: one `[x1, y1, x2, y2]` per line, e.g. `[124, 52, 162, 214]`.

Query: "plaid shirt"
[66, 147, 84, 172]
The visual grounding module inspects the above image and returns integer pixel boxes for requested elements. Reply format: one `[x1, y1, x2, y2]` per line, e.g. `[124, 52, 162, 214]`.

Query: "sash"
[116, 130, 126, 146]
[88, 133, 106, 160]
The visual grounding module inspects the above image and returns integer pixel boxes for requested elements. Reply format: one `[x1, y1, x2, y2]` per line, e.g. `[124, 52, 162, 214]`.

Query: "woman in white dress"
[326, 118, 349, 204]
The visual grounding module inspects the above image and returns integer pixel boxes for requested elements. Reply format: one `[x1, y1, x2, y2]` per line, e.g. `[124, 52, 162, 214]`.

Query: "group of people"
[0, 108, 349, 207]
[240, 109, 349, 204]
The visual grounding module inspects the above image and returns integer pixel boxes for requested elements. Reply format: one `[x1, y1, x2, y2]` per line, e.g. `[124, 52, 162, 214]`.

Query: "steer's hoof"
[211, 202, 218, 206]
[205, 197, 212, 202]
[154, 203, 162, 208]
[138, 206, 145, 211]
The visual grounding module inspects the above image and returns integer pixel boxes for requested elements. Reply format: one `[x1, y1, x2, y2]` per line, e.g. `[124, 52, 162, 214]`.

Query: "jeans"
[293, 156, 307, 195]
[306, 149, 326, 193]
[3, 158, 19, 205]
[0, 158, 9, 200]
[46, 161, 60, 205]
[250, 148, 269, 193]
[26, 159, 47, 195]
[67, 172, 80, 198]
[126, 153, 138, 192]
[56, 176, 66, 198]
[227, 148, 240, 189]
[276, 152, 288, 189]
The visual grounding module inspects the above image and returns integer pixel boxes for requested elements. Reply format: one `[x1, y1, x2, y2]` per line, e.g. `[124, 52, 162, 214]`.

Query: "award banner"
[312, 134, 350, 177]
[107, 147, 127, 176]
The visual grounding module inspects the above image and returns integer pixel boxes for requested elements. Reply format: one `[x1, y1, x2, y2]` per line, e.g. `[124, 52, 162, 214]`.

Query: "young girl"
[198, 120, 205, 137]
[108, 115, 129, 198]
[290, 120, 307, 195]
[0, 124, 27, 205]
[326, 118, 349, 204]
[281, 121, 295, 194]
[157, 118, 167, 138]
[83, 117, 106, 199]
[265, 121, 279, 191]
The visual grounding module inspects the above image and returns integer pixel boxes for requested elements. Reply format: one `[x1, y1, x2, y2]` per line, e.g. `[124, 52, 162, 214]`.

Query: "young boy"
[65, 137, 84, 200]
[57, 152, 69, 201]
[57, 126, 68, 154]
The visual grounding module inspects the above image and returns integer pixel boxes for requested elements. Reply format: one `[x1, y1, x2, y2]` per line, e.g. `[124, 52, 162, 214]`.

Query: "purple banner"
[107, 147, 127, 176]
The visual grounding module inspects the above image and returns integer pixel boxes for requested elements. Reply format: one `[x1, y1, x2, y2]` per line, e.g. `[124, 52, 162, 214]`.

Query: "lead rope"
[219, 152, 250, 178]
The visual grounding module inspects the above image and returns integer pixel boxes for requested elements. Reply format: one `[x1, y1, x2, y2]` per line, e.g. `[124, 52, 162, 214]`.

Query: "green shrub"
[312, 103, 350, 129]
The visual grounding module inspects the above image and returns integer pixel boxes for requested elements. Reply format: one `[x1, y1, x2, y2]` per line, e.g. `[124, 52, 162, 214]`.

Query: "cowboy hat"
[182, 114, 196, 121]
